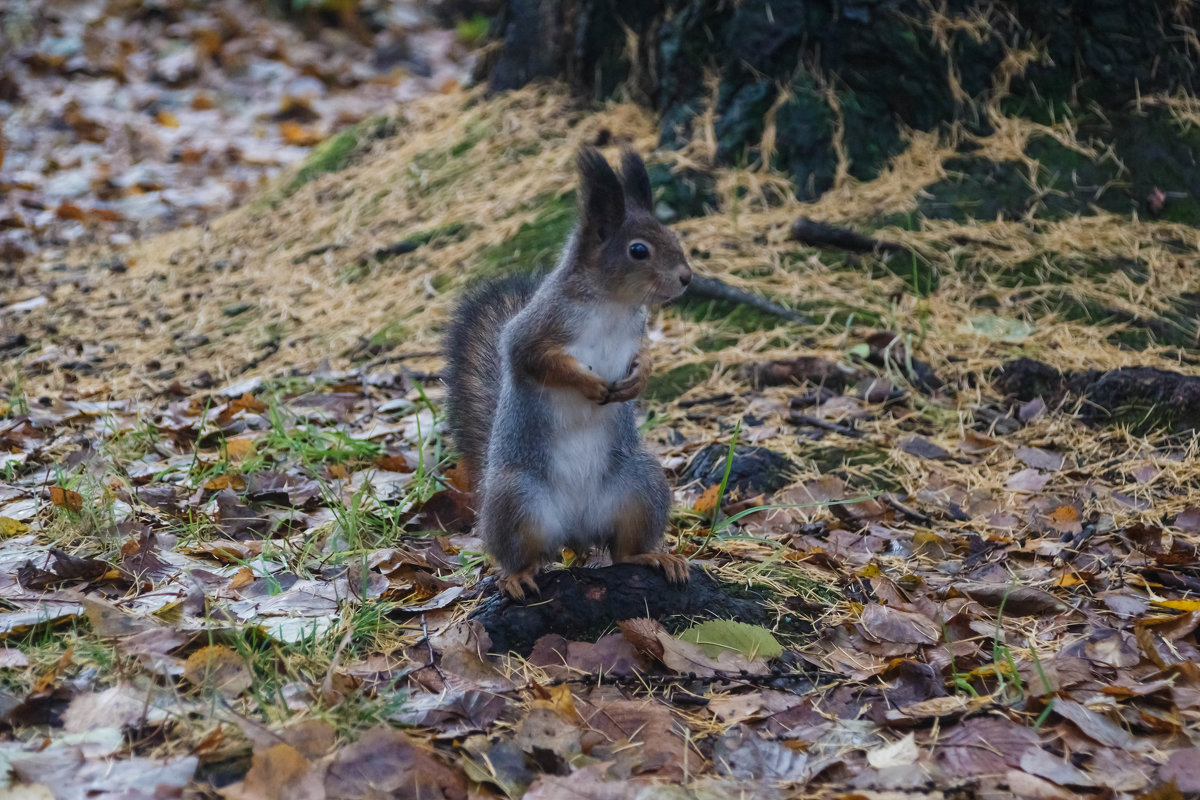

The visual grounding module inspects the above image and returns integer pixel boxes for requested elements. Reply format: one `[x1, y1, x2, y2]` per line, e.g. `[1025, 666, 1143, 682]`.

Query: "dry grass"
[2, 82, 1196, 413]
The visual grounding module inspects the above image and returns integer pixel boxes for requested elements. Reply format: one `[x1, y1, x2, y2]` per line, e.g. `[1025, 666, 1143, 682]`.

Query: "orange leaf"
[55, 202, 86, 221]
[89, 207, 123, 222]
[376, 454, 410, 473]
[279, 121, 323, 147]
[204, 475, 246, 491]
[328, 463, 351, 480]
[693, 484, 722, 514]
[230, 567, 255, 591]
[50, 486, 84, 512]
[443, 463, 471, 492]
[156, 109, 180, 128]
[1047, 505, 1079, 523]
[191, 94, 216, 111]
[231, 393, 268, 414]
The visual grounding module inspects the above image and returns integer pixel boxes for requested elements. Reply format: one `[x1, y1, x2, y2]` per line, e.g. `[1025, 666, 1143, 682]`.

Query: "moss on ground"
[646, 361, 714, 403]
[479, 192, 576, 276]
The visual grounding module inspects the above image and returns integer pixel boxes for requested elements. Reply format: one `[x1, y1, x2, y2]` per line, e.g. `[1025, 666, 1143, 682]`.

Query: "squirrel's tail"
[443, 274, 540, 486]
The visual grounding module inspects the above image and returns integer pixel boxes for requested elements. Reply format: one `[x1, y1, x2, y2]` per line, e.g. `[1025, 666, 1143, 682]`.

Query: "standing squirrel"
[444, 147, 693, 599]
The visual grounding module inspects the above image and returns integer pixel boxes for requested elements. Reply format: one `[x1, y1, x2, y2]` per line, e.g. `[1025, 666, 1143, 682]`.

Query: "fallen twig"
[687, 275, 809, 323]
[789, 217, 908, 254]
[788, 411, 864, 438]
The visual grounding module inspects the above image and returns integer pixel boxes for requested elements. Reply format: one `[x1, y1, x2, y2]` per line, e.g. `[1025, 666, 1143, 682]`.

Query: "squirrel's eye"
[629, 241, 650, 260]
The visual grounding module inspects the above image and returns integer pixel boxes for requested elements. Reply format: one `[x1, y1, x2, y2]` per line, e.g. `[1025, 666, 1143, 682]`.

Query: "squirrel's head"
[574, 147, 692, 306]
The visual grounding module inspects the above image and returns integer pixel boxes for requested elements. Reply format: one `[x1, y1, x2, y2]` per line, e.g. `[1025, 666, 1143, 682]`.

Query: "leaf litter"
[2, 10, 1200, 800]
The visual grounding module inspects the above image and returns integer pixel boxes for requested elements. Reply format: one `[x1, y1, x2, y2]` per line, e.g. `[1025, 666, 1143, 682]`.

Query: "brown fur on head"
[574, 147, 692, 305]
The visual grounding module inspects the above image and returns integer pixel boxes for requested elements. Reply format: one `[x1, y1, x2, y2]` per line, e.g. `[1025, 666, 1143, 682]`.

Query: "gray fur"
[444, 147, 692, 587]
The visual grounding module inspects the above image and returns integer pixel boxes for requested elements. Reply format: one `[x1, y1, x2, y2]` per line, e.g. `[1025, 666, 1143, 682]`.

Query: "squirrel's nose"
[678, 267, 692, 288]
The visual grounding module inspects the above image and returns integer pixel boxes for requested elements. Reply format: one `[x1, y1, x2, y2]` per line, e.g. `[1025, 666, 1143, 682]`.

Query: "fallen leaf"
[859, 604, 939, 645]
[1, 517, 30, 537]
[1160, 749, 1200, 793]
[0, 647, 30, 667]
[1016, 446, 1064, 471]
[679, 619, 783, 660]
[866, 733, 919, 769]
[898, 436, 950, 461]
[63, 684, 169, 733]
[205, 474, 247, 491]
[957, 581, 1069, 614]
[1006, 468, 1050, 493]
[184, 645, 252, 698]
[1053, 699, 1141, 750]
[959, 430, 999, 455]
[49, 486, 83, 513]
[324, 725, 467, 800]
[693, 483, 722, 514]
[223, 743, 324, 800]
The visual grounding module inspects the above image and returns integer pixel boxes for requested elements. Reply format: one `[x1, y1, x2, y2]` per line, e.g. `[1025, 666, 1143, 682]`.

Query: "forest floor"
[4, 11, 1200, 799]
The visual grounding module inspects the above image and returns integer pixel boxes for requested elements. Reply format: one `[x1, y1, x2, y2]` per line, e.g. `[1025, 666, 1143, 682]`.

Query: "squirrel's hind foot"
[617, 552, 691, 586]
[497, 569, 541, 601]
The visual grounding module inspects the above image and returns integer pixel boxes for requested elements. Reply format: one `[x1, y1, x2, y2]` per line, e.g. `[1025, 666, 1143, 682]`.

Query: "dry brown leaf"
[184, 645, 252, 698]
[324, 725, 467, 800]
[49, 486, 83, 513]
[223, 743, 324, 800]
[859, 604, 939, 646]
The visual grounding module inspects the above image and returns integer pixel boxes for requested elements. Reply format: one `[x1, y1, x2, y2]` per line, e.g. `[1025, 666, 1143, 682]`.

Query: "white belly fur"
[537, 303, 645, 546]
[565, 302, 644, 383]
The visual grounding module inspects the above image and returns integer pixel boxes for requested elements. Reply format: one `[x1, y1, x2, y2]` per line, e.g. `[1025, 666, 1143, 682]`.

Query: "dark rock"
[681, 443, 794, 496]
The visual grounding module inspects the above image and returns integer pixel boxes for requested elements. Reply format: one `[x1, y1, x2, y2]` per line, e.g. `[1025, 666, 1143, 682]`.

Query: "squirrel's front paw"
[580, 374, 611, 404]
[601, 368, 645, 405]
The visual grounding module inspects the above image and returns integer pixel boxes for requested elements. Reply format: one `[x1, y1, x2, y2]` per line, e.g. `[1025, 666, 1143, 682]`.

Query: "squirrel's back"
[443, 274, 541, 484]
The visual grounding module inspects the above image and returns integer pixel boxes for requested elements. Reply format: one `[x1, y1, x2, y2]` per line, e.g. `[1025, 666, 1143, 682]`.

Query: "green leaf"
[679, 619, 783, 660]
[847, 342, 871, 359]
[961, 314, 1035, 343]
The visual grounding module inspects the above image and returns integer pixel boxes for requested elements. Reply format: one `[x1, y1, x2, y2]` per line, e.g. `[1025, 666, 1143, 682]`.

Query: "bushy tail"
[443, 275, 540, 486]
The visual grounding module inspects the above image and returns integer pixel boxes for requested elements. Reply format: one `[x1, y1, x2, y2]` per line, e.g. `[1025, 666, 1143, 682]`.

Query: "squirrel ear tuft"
[620, 149, 653, 211]
[577, 147, 625, 244]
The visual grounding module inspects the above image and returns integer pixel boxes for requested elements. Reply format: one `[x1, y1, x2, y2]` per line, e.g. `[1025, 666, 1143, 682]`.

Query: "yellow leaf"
[1153, 599, 1200, 612]
[545, 683, 577, 719]
[156, 110, 180, 128]
[0, 517, 29, 537]
[224, 437, 256, 462]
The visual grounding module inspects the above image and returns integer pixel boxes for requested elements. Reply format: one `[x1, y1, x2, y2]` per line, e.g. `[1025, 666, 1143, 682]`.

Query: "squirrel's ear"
[620, 148, 653, 212]
[577, 147, 625, 245]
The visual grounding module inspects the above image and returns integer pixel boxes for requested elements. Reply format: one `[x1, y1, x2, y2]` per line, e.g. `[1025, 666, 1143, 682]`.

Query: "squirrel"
[444, 147, 693, 600]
